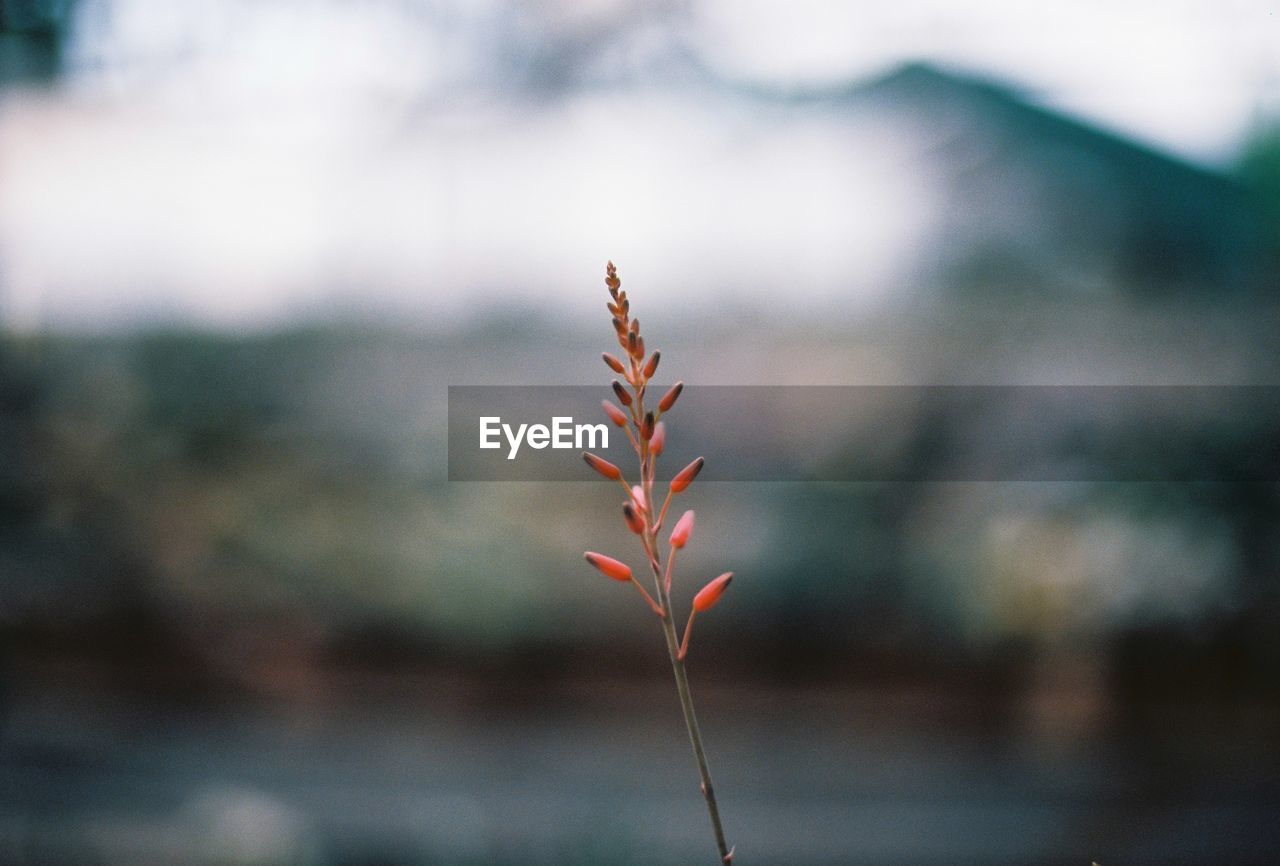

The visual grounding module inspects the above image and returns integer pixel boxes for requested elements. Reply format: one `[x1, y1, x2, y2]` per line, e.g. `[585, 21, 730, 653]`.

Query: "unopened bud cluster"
[582, 261, 734, 661]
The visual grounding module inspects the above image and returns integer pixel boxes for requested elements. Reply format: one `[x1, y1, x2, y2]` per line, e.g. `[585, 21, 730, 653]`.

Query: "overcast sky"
[0, 0, 1277, 329]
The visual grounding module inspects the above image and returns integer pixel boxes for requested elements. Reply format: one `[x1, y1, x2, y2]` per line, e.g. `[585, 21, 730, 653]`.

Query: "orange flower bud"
[612, 380, 632, 407]
[658, 381, 683, 413]
[622, 501, 645, 534]
[650, 422, 666, 456]
[627, 331, 638, 357]
[693, 572, 733, 612]
[633, 335, 645, 360]
[583, 451, 621, 480]
[629, 318, 640, 334]
[584, 552, 633, 581]
[640, 411, 655, 440]
[670, 510, 695, 548]
[602, 353, 625, 374]
[670, 456, 704, 492]
[643, 351, 660, 379]
[611, 316, 626, 337]
[602, 400, 628, 427]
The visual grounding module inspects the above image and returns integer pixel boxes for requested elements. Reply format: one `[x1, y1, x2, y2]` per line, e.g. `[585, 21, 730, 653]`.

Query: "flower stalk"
[581, 262, 735, 864]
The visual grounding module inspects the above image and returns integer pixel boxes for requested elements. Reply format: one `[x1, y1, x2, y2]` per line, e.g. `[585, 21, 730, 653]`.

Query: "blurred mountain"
[845, 63, 1269, 297]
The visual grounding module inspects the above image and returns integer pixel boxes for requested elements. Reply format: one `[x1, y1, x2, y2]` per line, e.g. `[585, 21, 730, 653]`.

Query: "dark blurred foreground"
[1, 658, 1277, 866]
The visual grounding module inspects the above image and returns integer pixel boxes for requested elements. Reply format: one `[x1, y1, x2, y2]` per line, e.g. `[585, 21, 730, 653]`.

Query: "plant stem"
[644, 537, 732, 863]
[630, 352, 731, 864]
[660, 592, 731, 862]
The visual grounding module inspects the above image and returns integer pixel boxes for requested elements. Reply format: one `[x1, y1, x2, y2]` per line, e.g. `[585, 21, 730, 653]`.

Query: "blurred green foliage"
[1237, 120, 1280, 256]
[3, 305, 1279, 698]
[0, 0, 79, 84]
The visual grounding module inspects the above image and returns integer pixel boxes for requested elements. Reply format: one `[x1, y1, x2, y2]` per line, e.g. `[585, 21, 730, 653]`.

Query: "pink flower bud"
[650, 422, 666, 456]
[693, 572, 733, 612]
[670, 456, 704, 493]
[643, 351, 660, 379]
[583, 452, 621, 480]
[658, 381, 683, 413]
[670, 510, 695, 548]
[640, 411, 655, 441]
[622, 501, 645, 534]
[602, 400, 628, 427]
[584, 552, 632, 582]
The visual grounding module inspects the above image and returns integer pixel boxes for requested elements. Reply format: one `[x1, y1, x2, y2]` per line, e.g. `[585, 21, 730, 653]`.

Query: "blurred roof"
[849, 63, 1269, 295]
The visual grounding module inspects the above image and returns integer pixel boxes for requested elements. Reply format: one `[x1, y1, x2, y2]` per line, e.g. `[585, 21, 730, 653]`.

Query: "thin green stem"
[642, 526, 731, 863]
[629, 342, 731, 864]
[622, 422, 641, 456]
[655, 488, 674, 533]
[678, 608, 696, 660]
[628, 576, 664, 616]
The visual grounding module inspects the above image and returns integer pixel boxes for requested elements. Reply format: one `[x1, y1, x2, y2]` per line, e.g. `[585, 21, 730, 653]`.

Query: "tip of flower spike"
[670, 510, 695, 548]
[584, 551, 632, 581]
[583, 451, 621, 480]
[693, 572, 733, 612]
[670, 456, 704, 493]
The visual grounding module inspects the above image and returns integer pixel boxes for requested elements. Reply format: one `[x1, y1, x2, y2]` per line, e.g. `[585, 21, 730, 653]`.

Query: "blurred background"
[2, 1, 1280, 863]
